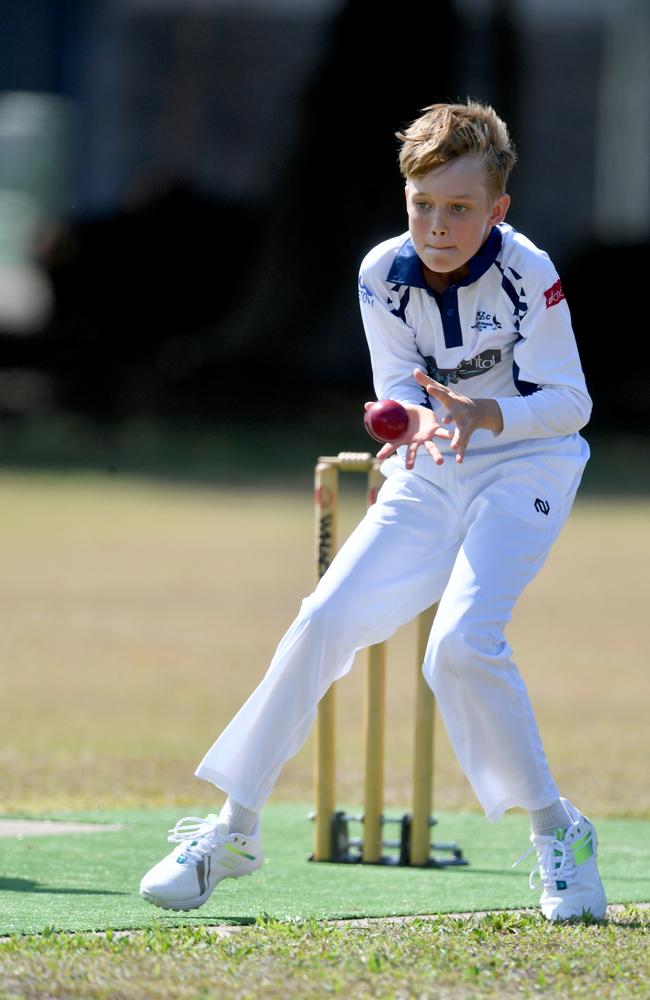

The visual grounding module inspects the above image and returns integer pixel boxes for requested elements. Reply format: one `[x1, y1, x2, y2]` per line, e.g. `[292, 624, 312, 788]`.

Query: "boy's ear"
[489, 194, 510, 226]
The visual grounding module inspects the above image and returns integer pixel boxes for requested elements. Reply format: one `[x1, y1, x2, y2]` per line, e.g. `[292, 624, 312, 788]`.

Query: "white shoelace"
[513, 833, 577, 890]
[167, 815, 232, 863]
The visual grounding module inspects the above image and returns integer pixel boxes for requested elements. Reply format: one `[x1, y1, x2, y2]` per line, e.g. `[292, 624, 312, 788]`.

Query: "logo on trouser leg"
[534, 498, 550, 515]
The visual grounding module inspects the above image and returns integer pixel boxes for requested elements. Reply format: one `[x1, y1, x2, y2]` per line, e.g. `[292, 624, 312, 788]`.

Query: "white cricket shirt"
[358, 223, 591, 452]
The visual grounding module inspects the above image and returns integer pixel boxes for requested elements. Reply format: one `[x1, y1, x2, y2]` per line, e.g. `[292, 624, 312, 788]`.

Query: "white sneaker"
[515, 798, 607, 921]
[140, 814, 264, 911]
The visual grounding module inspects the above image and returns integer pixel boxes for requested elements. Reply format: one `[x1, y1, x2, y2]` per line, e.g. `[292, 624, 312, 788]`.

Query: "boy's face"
[405, 154, 510, 288]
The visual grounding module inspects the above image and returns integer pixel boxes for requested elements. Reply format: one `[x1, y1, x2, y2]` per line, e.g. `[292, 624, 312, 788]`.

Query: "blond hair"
[396, 101, 517, 199]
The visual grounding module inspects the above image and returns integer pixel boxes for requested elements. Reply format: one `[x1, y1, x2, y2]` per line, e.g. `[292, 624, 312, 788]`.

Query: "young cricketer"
[140, 101, 606, 922]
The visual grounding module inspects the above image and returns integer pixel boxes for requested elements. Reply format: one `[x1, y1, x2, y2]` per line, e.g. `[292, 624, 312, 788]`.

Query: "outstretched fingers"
[376, 440, 398, 460]
[403, 439, 436, 469]
[414, 368, 493, 462]
[413, 368, 452, 405]
[423, 438, 445, 466]
[378, 428, 448, 467]
[449, 425, 466, 463]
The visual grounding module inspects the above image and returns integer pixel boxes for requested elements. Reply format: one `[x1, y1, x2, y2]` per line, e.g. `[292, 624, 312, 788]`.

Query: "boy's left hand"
[413, 368, 504, 463]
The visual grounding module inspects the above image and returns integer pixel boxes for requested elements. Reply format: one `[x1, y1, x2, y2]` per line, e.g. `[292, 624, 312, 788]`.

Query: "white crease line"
[0, 820, 124, 838]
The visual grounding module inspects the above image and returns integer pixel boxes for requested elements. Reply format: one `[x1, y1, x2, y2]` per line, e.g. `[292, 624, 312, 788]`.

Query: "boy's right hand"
[365, 401, 452, 467]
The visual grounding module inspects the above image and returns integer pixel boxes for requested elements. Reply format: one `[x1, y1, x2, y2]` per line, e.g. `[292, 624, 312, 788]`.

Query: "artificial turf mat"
[1, 804, 649, 936]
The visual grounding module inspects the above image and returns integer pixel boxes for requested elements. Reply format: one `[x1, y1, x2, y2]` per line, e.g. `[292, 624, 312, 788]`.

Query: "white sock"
[529, 799, 571, 837]
[218, 797, 258, 836]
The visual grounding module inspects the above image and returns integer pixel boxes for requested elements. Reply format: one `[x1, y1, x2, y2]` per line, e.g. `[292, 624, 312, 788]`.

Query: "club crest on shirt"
[471, 310, 502, 332]
[422, 349, 502, 386]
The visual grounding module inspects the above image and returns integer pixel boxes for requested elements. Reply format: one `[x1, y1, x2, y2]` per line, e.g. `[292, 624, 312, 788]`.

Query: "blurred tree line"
[0, 0, 648, 437]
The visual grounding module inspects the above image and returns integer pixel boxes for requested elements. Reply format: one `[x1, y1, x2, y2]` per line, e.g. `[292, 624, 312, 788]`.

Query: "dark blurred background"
[0, 0, 648, 474]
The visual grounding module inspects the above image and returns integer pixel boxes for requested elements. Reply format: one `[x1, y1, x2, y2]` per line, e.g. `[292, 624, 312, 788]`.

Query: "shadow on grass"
[157, 913, 256, 926]
[0, 877, 128, 896]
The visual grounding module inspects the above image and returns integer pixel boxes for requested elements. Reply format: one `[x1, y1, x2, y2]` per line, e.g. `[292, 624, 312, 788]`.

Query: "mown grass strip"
[0, 907, 648, 999]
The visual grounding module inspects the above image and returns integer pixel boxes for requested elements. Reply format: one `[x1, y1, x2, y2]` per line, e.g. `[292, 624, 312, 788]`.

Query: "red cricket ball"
[364, 399, 410, 443]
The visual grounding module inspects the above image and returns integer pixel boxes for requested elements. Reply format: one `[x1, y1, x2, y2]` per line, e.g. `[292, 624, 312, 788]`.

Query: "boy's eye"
[414, 201, 429, 210]
[450, 204, 467, 214]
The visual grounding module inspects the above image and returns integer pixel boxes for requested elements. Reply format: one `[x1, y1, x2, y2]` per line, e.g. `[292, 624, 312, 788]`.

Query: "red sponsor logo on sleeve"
[544, 278, 565, 309]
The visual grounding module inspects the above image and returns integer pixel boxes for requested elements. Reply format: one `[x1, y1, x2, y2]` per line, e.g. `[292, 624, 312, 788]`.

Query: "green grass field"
[1, 458, 648, 997]
[1, 468, 647, 818]
[2, 909, 649, 999]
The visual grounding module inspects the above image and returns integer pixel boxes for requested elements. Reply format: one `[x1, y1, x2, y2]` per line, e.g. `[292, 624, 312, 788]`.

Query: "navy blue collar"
[386, 225, 503, 293]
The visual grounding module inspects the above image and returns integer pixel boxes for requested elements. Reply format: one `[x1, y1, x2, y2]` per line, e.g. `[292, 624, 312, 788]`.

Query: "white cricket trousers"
[197, 438, 588, 821]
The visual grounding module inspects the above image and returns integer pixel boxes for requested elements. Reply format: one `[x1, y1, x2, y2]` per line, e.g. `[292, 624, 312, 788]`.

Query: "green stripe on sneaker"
[573, 831, 594, 866]
[224, 843, 256, 861]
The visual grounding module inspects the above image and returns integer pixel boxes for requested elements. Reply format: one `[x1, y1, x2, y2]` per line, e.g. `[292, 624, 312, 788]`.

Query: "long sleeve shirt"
[358, 223, 591, 458]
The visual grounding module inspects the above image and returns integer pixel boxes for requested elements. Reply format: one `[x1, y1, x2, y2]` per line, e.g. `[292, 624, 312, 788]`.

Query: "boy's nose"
[430, 212, 448, 235]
